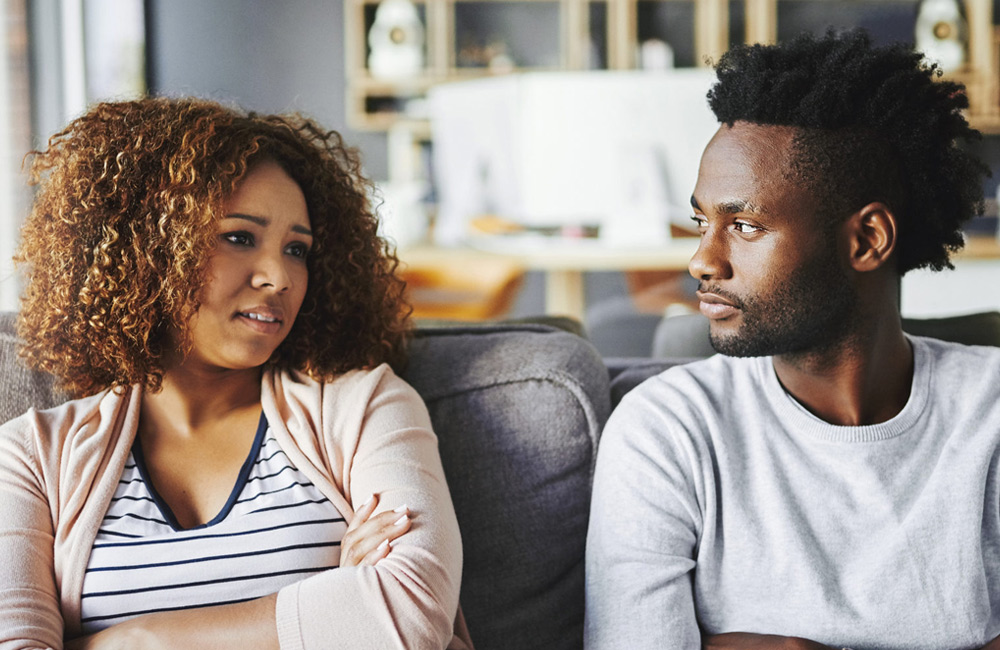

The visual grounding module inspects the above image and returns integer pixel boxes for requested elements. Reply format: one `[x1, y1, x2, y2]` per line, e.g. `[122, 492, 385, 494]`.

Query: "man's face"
[688, 121, 857, 358]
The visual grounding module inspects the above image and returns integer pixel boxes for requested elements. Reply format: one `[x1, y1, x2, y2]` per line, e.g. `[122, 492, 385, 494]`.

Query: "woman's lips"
[236, 310, 283, 334]
[696, 291, 740, 320]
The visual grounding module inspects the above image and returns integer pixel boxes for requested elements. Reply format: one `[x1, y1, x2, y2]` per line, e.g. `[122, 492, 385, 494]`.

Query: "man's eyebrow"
[689, 197, 763, 215]
[718, 200, 761, 215]
[226, 213, 313, 237]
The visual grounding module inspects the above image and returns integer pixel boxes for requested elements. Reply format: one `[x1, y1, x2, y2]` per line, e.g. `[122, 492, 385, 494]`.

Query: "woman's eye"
[285, 242, 310, 259]
[223, 231, 254, 246]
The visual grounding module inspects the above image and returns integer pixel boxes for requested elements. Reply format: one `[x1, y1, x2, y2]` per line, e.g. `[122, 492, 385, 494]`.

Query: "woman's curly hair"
[707, 29, 989, 274]
[16, 96, 411, 397]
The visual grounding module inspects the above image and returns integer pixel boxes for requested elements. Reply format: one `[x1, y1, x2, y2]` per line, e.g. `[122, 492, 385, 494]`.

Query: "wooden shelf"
[347, 0, 1000, 131]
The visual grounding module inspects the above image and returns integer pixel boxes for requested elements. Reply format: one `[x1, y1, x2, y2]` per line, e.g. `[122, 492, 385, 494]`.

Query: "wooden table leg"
[545, 269, 585, 321]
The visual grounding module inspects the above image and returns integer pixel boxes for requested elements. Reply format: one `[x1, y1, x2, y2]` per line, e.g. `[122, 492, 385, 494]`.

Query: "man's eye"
[733, 222, 760, 234]
[223, 231, 254, 246]
[690, 215, 707, 231]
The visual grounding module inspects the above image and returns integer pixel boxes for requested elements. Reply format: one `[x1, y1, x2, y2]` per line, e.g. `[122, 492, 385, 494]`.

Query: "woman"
[0, 97, 470, 649]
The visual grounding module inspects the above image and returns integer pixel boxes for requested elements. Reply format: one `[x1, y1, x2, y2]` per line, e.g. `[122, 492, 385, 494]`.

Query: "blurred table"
[399, 234, 1000, 322]
[398, 237, 701, 320]
[962, 234, 1000, 259]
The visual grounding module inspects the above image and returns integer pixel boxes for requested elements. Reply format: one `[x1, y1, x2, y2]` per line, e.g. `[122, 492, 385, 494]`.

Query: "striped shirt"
[79, 414, 347, 632]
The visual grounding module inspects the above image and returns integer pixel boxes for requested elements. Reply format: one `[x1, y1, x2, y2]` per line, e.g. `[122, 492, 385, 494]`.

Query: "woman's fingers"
[340, 498, 413, 567]
[352, 493, 379, 523]
[360, 507, 412, 566]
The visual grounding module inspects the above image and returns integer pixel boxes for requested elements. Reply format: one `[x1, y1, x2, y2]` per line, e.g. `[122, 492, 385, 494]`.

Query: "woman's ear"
[843, 202, 897, 272]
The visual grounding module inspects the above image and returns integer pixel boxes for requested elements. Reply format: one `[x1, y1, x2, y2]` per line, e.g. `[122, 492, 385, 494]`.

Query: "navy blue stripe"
[92, 517, 345, 549]
[82, 565, 337, 599]
[102, 512, 169, 526]
[254, 447, 289, 465]
[109, 494, 156, 504]
[235, 480, 315, 505]
[246, 464, 296, 483]
[248, 498, 330, 516]
[80, 596, 257, 624]
[86, 541, 341, 572]
[95, 529, 143, 539]
[117, 477, 144, 485]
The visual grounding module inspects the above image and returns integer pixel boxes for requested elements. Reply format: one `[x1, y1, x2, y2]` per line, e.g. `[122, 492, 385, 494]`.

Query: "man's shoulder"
[612, 354, 764, 428]
[913, 335, 1000, 376]
[637, 353, 761, 398]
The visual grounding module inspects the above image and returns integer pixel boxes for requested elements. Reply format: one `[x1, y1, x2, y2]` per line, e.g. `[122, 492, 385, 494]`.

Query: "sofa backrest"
[402, 324, 609, 650]
[652, 311, 1000, 361]
[0, 314, 610, 650]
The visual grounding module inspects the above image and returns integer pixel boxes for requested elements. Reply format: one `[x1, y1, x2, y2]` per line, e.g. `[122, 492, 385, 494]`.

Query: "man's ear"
[843, 202, 897, 272]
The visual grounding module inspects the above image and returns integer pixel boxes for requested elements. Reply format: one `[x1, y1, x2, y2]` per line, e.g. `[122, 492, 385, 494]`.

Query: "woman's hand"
[981, 635, 1000, 650]
[65, 623, 146, 650]
[339, 494, 413, 568]
[704, 633, 832, 650]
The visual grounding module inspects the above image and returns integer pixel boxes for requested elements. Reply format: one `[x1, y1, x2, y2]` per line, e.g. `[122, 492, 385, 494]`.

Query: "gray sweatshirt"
[586, 336, 1000, 650]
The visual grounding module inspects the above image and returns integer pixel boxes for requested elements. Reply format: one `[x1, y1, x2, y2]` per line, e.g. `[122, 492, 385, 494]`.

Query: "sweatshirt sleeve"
[274, 370, 463, 650]
[0, 415, 63, 650]
[584, 380, 706, 650]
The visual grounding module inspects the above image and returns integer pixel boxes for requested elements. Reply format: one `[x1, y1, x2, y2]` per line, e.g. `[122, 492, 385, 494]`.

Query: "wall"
[146, 0, 388, 179]
[144, 0, 1000, 325]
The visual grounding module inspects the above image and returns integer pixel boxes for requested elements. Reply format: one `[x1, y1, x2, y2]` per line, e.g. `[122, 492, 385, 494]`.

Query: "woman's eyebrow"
[226, 213, 313, 237]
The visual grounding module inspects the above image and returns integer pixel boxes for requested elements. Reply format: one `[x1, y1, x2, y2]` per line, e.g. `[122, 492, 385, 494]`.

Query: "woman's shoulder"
[2, 389, 110, 432]
[268, 364, 427, 429]
[273, 363, 414, 400]
[0, 387, 127, 473]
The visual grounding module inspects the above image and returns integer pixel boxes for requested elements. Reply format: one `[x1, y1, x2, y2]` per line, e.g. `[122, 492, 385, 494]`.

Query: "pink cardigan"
[0, 364, 471, 649]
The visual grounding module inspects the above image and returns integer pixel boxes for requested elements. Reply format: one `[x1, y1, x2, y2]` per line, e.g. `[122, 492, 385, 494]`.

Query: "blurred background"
[2, 0, 1000, 356]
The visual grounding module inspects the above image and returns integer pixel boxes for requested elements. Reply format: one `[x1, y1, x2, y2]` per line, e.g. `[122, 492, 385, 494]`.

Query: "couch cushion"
[0, 312, 69, 423]
[604, 357, 699, 411]
[901, 311, 1000, 347]
[402, 324, 609, 650]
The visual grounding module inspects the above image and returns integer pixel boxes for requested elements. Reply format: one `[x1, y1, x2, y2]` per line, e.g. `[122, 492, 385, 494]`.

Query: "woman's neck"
[141, 363, 264, 438]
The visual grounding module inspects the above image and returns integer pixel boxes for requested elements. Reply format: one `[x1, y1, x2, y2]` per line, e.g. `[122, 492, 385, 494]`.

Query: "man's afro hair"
[707, 29, 988, 274]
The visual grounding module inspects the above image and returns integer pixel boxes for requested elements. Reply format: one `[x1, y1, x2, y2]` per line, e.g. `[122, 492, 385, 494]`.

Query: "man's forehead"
[706, 121, 800, 161]
[693, 122, 815, 217]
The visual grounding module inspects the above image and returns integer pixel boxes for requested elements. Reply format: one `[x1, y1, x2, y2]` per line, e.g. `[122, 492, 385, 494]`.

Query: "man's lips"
[696, 290, 740, 320]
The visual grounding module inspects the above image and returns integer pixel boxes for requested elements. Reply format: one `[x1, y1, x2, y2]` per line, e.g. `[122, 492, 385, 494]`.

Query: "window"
[1, 0, 30, 311]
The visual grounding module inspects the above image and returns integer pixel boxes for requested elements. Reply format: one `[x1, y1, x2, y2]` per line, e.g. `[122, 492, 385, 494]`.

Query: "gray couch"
[7, 308, 997, 648]
[0, 313, 644, 650]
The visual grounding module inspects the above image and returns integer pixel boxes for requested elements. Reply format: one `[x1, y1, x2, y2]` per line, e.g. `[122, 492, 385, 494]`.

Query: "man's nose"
[688, 229, 732, 281]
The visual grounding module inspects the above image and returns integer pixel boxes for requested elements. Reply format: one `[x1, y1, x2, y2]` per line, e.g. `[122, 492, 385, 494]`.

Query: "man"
[585, 30, 1000, 650]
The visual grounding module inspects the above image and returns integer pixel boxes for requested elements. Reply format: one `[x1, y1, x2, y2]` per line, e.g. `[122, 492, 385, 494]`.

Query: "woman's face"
[180, 160, 312, 373]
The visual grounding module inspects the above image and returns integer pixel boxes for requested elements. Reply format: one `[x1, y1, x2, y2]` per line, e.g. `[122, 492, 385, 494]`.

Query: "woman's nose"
[251, 253, 292, 293]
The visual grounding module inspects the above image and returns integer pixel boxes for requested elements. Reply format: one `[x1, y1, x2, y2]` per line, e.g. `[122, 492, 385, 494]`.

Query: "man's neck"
[771, 317, 913, 427]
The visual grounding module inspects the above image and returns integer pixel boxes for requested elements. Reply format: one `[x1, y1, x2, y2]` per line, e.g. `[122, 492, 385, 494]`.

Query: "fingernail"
[393, 504, 408, 513]
[377, 539, 389, 551]
[393, 514, 409, 526]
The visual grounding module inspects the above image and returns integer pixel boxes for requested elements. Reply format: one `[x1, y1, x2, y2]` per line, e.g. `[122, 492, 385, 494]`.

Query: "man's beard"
[705, 252, 858, 358]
